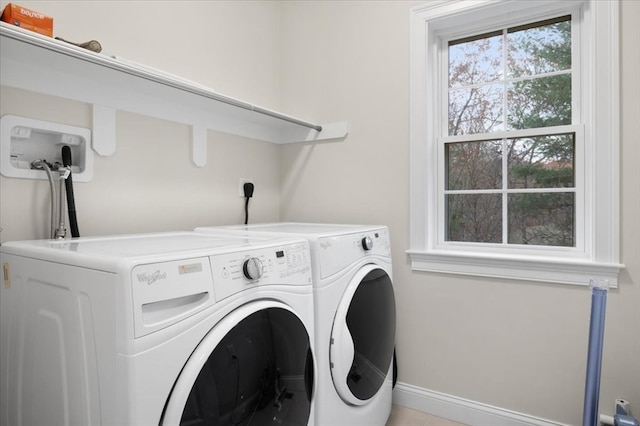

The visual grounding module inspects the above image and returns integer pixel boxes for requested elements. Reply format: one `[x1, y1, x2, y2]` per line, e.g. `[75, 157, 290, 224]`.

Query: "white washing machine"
[196, 223, 396, 425]
[0, 231, 315, 426]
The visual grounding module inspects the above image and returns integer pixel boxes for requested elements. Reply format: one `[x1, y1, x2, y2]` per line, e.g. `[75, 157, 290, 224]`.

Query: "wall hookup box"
[0, 115, 93, 182]
[1, 3, 53, 37]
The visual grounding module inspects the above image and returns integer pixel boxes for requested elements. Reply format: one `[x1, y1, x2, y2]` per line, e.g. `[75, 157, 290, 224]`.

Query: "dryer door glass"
[330, 266, 396, 403]
[163, 307, 313, 425]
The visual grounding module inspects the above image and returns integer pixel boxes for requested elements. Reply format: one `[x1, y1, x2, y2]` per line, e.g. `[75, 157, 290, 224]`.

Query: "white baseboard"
[392, 382, 571, 426]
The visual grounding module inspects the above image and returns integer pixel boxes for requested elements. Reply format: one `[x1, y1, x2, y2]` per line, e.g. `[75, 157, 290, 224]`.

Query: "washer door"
[162, 301, 314, 426]
[330, 265, 396, 405]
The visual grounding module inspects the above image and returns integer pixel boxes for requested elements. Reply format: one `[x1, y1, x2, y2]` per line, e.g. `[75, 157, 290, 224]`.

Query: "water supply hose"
[32, 159, 57, 239]
[62, 146, 80, 237]
[55, 169, 67, 239]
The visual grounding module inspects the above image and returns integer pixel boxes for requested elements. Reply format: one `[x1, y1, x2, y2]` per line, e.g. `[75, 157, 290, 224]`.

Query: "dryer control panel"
[211, 241, 311, 301]
[317, 227, 390, 279]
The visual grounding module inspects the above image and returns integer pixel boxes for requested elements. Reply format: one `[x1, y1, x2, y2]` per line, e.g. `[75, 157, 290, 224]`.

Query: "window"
[447, 16, 575, 247]
[408, 0, 622, 286]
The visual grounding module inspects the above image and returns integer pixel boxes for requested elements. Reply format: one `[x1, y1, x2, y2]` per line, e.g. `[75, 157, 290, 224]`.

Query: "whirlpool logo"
[137, 270, 167, 285]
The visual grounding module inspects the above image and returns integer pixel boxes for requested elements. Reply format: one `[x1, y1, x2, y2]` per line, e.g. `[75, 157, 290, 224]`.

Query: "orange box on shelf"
[1, 3, 53, 37]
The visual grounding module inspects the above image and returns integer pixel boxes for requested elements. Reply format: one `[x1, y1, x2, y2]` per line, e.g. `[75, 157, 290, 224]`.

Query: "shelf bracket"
[191, 125, 207, 167]
[92, 104, 116, 156]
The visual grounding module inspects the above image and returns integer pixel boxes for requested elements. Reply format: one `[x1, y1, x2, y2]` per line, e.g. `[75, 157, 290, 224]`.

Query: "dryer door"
[330, 264, 396, 406]
[161, 300, 314, 426]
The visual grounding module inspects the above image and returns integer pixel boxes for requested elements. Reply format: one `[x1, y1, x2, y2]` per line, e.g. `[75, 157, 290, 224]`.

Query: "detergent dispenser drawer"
[131, 257, 214, 337]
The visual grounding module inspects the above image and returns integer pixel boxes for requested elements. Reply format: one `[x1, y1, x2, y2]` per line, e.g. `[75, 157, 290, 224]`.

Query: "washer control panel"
[130, 239, 311, 338]
[211, 241, 311, 301]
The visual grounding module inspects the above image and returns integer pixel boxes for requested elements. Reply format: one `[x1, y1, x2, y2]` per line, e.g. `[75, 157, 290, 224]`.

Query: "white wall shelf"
[0, 23, 348, 166]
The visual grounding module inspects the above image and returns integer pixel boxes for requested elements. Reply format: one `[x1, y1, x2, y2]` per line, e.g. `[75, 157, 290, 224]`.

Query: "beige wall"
[7, 0, 282, 107]
[278, 1, 639, 425]
[1, 1, 638, 425]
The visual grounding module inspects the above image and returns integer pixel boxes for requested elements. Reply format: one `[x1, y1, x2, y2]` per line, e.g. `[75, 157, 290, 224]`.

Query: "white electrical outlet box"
[1, 115, 93, 182]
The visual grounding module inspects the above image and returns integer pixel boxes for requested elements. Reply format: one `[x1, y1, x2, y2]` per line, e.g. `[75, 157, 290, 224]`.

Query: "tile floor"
[386, 405, 467, 426]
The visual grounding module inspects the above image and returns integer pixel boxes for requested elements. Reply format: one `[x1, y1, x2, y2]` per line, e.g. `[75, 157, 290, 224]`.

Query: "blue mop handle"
[582, 279, 610, 426]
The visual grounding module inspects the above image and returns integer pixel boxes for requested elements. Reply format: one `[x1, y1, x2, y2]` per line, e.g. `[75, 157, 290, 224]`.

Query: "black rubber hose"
[61, 146, 80, 238]
[244, 197, 250, 225]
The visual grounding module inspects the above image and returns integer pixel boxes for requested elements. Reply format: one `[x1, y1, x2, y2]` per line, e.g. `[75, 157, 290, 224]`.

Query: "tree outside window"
[444, 16, 574, 247]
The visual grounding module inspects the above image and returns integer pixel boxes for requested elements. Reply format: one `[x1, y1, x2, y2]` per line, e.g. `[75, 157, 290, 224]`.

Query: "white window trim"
[408, 0, 623, 286]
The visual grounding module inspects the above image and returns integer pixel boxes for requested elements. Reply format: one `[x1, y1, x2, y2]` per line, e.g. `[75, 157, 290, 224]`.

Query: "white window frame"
[408, 0, 623, 286]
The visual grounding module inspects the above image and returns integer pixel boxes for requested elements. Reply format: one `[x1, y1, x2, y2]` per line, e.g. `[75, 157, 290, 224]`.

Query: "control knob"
[243, 257, 264, 280]
[361, 236, 373, 251]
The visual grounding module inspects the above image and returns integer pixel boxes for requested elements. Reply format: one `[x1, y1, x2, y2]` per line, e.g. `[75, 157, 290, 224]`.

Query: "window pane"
[442, 15, 576, 251]
[507, 17, 571, 78]
[508, 134, 574, 189]
[507, 74, 571, 129]
[447, 194, 502, 243]
[449, 32, 503, 88]
[449, 83, 504, 135]
[508, 192, 574, 246]
[446, 140, 502, 190]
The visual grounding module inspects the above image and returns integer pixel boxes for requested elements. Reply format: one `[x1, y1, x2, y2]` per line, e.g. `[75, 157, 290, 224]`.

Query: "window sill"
[407, 249, 623, 287]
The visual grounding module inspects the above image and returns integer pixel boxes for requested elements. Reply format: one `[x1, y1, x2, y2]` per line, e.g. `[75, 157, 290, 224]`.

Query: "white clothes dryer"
[196, 223, 396, 426]
[0, 231, 315, 426]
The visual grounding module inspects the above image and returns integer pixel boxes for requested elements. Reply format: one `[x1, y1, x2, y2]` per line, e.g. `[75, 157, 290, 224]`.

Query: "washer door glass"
[162, 302, 314, 425]
[330, 265, 396, 405]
